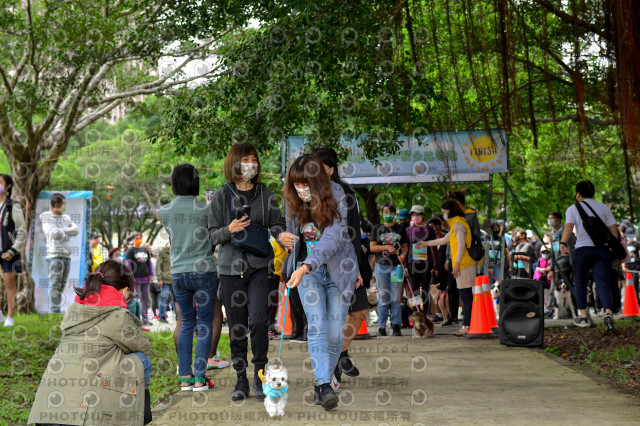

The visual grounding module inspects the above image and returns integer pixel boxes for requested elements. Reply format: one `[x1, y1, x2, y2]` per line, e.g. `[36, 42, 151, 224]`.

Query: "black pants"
[447, 264, 459, 320]
[459, 287, 473, 327]
[288, 286, 307, 336]
[409, 262, 432, 312]
[220, 268, 270, 376]
[149, 283, 161, 316]
[267, 274, 281, 329]
[610, 268, 622, 313]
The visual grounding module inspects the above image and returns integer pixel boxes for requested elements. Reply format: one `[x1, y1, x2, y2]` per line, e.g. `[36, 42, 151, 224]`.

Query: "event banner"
[284, 130, 507, 184]
[28, 191, 92, 314]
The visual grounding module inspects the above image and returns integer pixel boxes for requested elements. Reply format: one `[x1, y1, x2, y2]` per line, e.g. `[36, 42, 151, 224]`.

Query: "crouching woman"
[280, 154, 358, 411]
[29, 260, 152, 426]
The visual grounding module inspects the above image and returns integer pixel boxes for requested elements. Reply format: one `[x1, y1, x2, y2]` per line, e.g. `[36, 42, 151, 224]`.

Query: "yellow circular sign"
[469, 136, 498, 163]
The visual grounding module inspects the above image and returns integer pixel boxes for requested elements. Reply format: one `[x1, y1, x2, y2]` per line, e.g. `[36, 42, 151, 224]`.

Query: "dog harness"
[262, 382, 289, 398]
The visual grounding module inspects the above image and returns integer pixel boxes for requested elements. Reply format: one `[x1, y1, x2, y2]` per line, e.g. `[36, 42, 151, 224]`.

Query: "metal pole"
[500, 177, 506, 281]
[107, 196, 112, 248]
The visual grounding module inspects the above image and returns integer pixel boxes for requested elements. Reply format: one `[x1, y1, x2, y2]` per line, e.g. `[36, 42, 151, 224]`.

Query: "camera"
[237, 205, 251, 220]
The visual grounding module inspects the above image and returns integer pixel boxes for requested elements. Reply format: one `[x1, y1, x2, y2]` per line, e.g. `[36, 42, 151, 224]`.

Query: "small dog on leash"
[409, 311, 434, 338]
[429, 285, 450, 322]
[554, 282, 577, 320]
[490, 281, 500, 319]
[258, 365, 289, 417]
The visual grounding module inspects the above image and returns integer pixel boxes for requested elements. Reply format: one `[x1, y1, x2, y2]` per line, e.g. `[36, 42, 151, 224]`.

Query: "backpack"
[574, 201, 627, 260]
[467, 231, 484, 261]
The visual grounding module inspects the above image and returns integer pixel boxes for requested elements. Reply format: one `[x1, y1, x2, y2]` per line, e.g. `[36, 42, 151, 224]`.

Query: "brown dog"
[409, 311, 435, 338]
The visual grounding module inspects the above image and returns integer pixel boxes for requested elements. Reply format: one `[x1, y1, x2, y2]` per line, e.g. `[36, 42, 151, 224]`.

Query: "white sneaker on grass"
[4, 316, 14, 327]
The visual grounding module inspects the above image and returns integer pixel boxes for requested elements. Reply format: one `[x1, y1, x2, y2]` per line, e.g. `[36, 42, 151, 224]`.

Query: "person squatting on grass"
[280, 154, 358, 411]
[29, 260, 152, 426]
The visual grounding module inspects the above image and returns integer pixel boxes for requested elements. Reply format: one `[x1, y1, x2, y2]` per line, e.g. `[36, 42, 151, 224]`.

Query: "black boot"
[143, 388, 152, 425]
[253, 373, 265, 400]
[392, 324, 402, 336]
[318, 383, 338, 410]
[230, 374, 250, 401]
[338, 351, 360, 377]
[314, 385, 321, 405]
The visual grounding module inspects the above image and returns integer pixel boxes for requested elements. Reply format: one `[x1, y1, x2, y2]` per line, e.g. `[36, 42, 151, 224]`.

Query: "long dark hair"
[441, 199, 466, 218]
[75, 260, 135, 299]
[284, 154, 341, 230]
[0, 174, 13, 198]
[313, 147, 359, 211]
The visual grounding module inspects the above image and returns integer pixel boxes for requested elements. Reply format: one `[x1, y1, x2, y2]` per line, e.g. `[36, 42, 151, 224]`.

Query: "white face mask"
[542, 254, 549, 259]
[547, 219, 556, 227]
[295, 186, 312, 202]
[442, 213, 449, 222]
[240, 162, 258, 181]
[60, 205, 67, 214]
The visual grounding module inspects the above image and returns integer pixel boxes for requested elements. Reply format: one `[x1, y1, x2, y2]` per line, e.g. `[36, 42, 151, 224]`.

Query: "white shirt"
[40, 211, 79, 258]
[565, 199, 616, 249]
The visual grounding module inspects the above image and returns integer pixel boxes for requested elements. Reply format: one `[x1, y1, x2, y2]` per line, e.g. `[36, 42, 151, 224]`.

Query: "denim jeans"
[572, 246, 613, 310]
[297, 265, 350, 386]
[158, 284, 173, 320]
[375, 263, 402, 327]
[47, 257, 70, 313]
[134, 351, 152, 387]
[172, 272, 218, 379]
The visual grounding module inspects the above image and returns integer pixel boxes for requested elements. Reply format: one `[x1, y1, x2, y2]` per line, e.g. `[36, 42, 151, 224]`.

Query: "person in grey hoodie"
[281, 154, 358, 411]
[40, 193, 79, 313]
[208, 142, 284, 401]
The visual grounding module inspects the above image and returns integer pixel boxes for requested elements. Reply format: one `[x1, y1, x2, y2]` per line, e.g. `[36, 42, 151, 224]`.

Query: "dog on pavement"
[409, 311, 435, 338]
[258, 365, 289, 417]
[429, 285, 449, 323]
[553, 282, 577, 320]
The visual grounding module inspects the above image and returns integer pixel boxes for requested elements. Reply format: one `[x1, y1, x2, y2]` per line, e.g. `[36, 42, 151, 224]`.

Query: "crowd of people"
[0, 142, 634, 423]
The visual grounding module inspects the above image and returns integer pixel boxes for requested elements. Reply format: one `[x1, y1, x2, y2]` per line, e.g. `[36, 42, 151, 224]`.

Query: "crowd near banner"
[285, 130, 508, 184]
[28, 191, 93, 314]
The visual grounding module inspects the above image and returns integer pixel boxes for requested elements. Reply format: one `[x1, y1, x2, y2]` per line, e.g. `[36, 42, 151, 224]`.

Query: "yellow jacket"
[447, 216, 476, 270]
[270, 236, 286, 278]
[91, 246, 104, 272]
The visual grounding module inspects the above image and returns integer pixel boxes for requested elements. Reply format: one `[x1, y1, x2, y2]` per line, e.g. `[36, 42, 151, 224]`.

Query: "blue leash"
[278, 236, 294, 362]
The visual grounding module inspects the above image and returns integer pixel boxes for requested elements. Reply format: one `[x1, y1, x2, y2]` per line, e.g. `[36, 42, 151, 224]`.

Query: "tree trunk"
[356, 187, 381, 225]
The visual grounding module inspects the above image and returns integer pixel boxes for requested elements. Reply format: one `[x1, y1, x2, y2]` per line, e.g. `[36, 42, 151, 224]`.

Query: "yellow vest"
[447, 216, 476, 270]
[92, 246, 104, 272]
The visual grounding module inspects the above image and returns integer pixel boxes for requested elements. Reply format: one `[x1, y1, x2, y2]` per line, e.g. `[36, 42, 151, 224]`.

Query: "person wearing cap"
[398, 208, 411, 231]
[406, 205, 437, 312]
[90, 232, 104, 273]
[526, 229, 542, 261]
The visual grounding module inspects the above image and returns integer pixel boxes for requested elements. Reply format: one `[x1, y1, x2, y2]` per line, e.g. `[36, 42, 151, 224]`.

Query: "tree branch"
[73, 99, 123, 133]
[530, 0, 609, 42]
[515, 114, 616, 126]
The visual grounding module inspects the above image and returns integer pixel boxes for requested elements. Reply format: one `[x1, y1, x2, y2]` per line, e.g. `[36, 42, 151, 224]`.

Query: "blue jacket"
[284, 182, 358, 300]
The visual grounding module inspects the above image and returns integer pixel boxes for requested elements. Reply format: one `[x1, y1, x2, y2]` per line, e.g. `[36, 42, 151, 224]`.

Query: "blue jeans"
[172, 272, 218, 379]
[158, 284, 173, 320]
[375, 263, 402, 327]
[573, 246, 613, 310]
[134, 351, 152, 387]
[47, 257, 70, 313]
[297, 265, 350, 386]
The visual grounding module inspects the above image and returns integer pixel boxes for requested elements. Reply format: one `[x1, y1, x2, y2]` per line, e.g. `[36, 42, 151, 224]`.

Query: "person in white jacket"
[40, 193, 78, 313]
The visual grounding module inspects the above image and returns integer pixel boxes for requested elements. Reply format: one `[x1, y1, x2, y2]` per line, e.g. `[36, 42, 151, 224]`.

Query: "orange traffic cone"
[466, 276, 494, 338]
[481, 275, 499, 333]
[278, 288, 293, 338]
[355, 318, 371, 340]
[622, 272, 640, 317]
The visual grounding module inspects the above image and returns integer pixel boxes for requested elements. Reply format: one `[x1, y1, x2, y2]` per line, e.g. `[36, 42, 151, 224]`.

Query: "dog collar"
[262, 383, 288, 398]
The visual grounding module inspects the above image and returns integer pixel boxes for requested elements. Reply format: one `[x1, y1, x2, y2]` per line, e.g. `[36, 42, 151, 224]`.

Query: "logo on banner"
[463, 132, 505, 171]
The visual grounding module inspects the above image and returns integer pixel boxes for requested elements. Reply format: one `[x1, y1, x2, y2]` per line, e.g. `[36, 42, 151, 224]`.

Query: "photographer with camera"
[208, 142, 284, 401]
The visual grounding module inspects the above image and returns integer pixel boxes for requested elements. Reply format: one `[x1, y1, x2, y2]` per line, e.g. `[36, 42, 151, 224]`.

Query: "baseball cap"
[410, 205, 425, 215]
[398, 209, 410, 220]
[625, 228, 635, 238]
[526, 230, 533, 239]
[90, 232, 100, 239]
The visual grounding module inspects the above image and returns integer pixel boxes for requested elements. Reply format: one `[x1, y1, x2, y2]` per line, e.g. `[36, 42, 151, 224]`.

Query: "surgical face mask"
[295, 186, 312, 202]
[548, 219, 556, 227]
[542, 254, 549, 259]
[382, 213, 395, 223]
[411, 216, 423, 225]
[240, 162, 258, 181]
[442, 213, 449, 222]
[59, 205, 67, 214]
[134, 238, 142, 247]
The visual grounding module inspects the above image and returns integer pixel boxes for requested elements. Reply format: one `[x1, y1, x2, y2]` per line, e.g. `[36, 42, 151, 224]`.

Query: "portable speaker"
[499, 279, 544, 347]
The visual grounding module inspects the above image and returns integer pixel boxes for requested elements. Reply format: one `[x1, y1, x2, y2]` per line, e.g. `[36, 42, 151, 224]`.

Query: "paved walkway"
[149, 324, 640, 425]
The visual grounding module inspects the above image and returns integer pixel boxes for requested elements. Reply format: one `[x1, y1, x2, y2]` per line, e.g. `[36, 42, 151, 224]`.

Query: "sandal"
[453, 326, 469, 337]
[193, 377, 215, 392]
[180, 376, 195, 391]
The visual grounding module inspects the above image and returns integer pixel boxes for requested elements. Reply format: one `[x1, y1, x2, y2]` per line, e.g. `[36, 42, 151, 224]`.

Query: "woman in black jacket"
[0, 174, 27, 327]
[313, 148, 367, 384]
[207, 142, 284, 401]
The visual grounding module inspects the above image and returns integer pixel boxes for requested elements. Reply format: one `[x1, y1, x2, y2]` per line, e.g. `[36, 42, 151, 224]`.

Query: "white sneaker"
[4, 317, 14, 327]
[331, 374, 340, 392]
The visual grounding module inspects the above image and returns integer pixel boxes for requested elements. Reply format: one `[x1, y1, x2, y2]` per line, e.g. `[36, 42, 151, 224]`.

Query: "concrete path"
[149, 324, 640, 425]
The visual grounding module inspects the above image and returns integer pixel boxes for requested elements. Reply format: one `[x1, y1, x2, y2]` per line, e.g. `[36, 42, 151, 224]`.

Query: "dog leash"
[278, 235, 294, 362]
[401, 259, 421, 312]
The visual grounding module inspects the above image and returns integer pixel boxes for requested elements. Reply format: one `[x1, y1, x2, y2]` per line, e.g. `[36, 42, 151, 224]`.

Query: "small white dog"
[258, 365, 289, 417]
[554, 282, 577, 320]
[490, 281, 500, 319]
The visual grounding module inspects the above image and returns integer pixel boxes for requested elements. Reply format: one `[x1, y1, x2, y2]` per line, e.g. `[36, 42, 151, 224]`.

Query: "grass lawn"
[0, 313, 230, 424]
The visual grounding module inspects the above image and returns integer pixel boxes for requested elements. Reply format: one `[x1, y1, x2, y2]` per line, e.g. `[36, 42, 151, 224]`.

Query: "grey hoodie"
[208, 182, 284, 276]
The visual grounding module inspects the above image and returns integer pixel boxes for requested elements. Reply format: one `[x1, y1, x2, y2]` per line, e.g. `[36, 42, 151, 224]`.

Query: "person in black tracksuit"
[208, 142, 284, 401]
